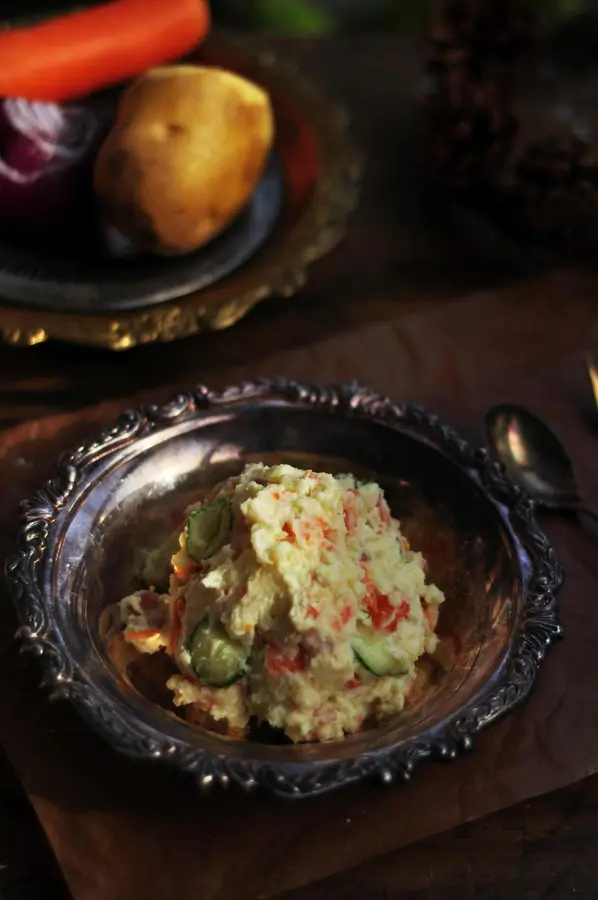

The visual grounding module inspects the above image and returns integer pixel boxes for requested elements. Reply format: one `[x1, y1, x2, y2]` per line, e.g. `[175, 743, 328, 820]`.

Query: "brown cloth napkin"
[2, 271, 598, 900]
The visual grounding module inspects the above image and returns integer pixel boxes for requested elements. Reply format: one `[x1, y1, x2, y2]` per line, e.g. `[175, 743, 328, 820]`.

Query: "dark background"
[2, 0, 583, 35]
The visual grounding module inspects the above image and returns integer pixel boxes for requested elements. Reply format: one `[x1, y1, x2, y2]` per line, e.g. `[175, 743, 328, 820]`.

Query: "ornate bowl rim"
[5, 378, 563, 798]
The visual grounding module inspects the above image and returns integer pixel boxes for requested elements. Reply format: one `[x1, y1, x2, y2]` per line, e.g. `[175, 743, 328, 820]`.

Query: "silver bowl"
[6, 379, 563, 799]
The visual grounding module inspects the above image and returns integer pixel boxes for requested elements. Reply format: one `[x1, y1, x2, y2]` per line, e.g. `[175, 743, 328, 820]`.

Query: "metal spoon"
[484, 403, 598, 524]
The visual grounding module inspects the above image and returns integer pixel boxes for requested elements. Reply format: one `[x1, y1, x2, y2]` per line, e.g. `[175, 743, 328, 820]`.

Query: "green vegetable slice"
[186, 499, 232, 562]
[351, 627, 411, 677]
[187, 619, 249, 687]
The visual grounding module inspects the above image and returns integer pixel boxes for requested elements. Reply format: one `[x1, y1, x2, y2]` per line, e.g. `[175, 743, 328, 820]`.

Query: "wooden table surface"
[2, 35, 598, 900]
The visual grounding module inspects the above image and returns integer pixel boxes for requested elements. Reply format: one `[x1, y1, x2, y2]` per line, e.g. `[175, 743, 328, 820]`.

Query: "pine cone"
[425, 78, 518, 188]
[427, 0, 536, 84]
[515, 133, 598, 188]
[497, 133, 598, 255]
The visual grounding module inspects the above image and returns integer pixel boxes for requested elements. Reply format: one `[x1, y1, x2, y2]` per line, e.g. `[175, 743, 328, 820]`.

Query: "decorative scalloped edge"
[5, 379, 563, 798]
[0, 32, 363, 351]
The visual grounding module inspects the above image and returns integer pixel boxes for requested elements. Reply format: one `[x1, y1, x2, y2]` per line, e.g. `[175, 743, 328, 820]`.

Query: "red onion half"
[0, 98, 100, 234]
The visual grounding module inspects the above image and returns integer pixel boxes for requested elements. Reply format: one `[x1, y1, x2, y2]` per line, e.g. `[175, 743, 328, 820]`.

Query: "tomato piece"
[282, 522, 295, 541]
[306, 604, 320, 620]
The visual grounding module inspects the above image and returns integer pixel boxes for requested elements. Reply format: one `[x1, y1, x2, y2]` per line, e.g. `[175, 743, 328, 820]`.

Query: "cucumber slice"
[186, 499, 232, 562]
[352, 629, 411, 677]
[187, 619, 249, 687]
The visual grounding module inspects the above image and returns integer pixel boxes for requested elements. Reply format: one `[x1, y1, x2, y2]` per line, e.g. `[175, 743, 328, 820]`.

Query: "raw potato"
[93, 65, 275, 255]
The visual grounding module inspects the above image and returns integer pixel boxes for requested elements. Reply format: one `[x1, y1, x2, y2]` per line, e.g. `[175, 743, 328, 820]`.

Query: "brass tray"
[0, 31, 362, 350]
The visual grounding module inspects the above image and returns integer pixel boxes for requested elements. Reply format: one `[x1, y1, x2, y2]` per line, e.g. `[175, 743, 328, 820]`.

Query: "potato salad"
[118, 463, 445, 742]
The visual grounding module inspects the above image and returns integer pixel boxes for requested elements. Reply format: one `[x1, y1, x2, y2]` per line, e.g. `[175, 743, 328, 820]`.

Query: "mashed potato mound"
[118, 463, 445, 742]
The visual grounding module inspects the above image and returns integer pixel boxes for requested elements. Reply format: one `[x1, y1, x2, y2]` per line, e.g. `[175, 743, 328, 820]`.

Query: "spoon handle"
[579, 504, 598, 526]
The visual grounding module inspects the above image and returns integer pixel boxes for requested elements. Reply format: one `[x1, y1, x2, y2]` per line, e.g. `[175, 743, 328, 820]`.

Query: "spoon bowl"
[484, 403, 582, 510]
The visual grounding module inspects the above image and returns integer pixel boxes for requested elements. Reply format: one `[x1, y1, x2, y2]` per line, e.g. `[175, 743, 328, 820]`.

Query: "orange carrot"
[0, 0, 210, 103]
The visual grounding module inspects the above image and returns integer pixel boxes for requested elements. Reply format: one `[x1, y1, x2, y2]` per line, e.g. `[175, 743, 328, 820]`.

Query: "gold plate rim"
[0, 29, 363, 350]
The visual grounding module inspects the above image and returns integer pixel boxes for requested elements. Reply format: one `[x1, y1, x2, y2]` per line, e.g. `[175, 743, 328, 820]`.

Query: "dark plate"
[6, 380, 563, 799]
[0, 31, 362, 349]
[0, 150, 284, 314]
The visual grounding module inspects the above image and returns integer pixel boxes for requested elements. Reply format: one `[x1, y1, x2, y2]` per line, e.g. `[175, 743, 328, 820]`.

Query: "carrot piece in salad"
[265, 643, 307, 675]
[126, 628, 161, 641]
[173, 565, 194, 585]
[315, 517, 335, 543]
[340, 602, 353, 625]
[332, 602, 353, 632]
[362, 576, 410, 632]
